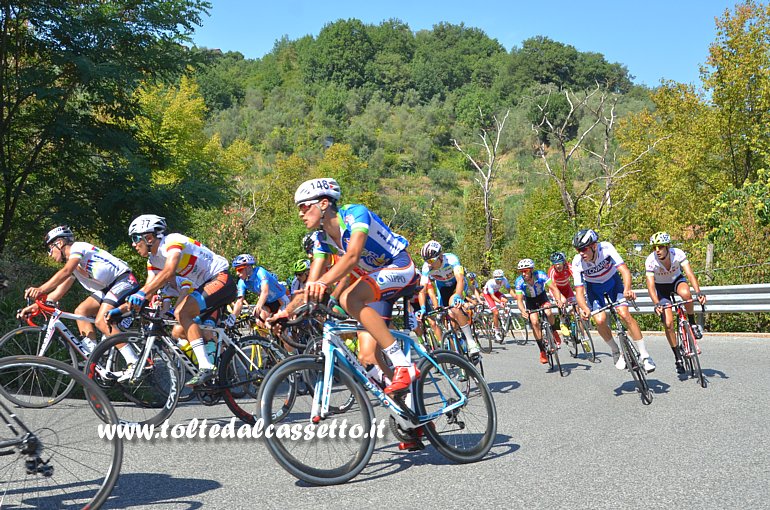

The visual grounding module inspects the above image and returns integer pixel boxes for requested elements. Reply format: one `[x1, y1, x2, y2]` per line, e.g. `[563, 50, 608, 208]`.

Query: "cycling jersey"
[147, 233, 230, 288]
[483, 277, 511, 295]
[420, 253, 463, 289]
[645, 248, 688, 284]
[68, 242, 131, 293]
[514, 270, 551, 298]
[237, 266, 287, 303]
[312, 204, 409, 273]
[571, 241, 625, 287]
[464, 278, 480, 297]
[548, 264, 573, 289]
[289, 277, 304, 295]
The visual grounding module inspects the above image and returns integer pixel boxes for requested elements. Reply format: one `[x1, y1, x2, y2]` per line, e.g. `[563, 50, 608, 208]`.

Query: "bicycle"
[469, 303, 495, 353]
[426, 306, 484, 376]
[498, 300, 530, 345]
[0, 355, 123, 509]
[527, 304, 563, 377]
[591, 295, 653, 405]
[562, 300, 596, 362]
[659, 296, 707, 388]
[86, 305, 291, 425]
[0, 298, 127, 406]
[258, 302, 497, 486]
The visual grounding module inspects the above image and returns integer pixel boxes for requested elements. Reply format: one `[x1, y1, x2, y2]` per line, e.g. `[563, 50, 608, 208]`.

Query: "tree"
[0, 0, 209, 254]
[452, 108, 509, 272]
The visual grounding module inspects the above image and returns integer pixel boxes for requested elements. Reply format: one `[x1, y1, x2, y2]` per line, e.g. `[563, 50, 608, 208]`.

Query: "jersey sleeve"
[163, 233, 186, 254]
[602, 242, 625, 266]
[236, 279, 247, 298]
[514, 277, 526, 295]
[67, 242, 89, 260]
[571, 254, 584, 287]
[341, 204, 371, 235]
[644, 253, 657, 275]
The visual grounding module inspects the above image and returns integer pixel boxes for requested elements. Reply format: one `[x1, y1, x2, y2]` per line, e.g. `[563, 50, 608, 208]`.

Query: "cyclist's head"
[421, 240, 442, 263]
[572, 229, 598, 252]
[492, 269, 505, 280]
[517, 259, 535, 275]
[294, 178, 341, 228]
[549, 251, 567, 265]
[466, 272, 477, 281]
[649, 231, 671, 247]
[231, 253, 256, 278]
[44, 226, 74, 260]
[293, 259, 311, 276]
[128, 215, 167, 252]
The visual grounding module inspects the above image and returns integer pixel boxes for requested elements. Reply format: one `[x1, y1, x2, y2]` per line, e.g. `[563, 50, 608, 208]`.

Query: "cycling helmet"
[492, 269, 505, 278]
[550, 251, 567, 264]
[43, 225, 74, 246]
[572, 229, 599, 250]
[421, 240, 442, 260]
[293, 259, 311, 273]
[649, 231, 671, 246]
[517, 259, 535, 271]
[294, 178, 341, 205]
[466, 272, 477, 280]
[128, 214, 167, 236]
[231, 253, 256, 268]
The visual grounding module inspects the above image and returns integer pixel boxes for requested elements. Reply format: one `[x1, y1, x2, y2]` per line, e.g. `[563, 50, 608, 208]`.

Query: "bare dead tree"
[452, 108, 510, 266]
[531, 84, 666, 228]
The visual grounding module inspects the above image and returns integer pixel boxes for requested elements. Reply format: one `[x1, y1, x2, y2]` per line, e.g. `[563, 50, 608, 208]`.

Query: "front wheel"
[621, 333, 652, 405]
[415, 350, 497, 463]
[684, 326, 706, 388]
[259, 355, 376, 486]
[576, 319, 596, 362]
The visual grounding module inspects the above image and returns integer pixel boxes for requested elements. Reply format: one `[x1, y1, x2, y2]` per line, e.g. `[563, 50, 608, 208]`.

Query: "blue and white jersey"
[483, 277, 511, 295]
[68, 242, 130, 293]
[420, 253, 463, 289]
[514, 270, 551, 298]
[237, 266, 286, 303]
[312, 204, 409, 273]
[572, 241, 625, 287]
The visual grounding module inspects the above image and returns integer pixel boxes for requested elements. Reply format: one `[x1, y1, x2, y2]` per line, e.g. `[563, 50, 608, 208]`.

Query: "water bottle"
[179, 341, 197, 363]
[205, 340, 217, 363]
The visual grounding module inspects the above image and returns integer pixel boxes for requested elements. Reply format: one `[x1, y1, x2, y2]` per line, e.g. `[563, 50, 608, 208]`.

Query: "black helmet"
[550, 251, 567, 264]
[572, 229, 598, 250]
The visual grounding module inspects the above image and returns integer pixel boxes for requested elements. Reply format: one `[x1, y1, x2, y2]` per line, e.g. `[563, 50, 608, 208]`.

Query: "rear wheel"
[0, 327, 79, 406]
[577, 318, 596, 362]
[621, 334, 652, 405]
[684, 326, 706, 388]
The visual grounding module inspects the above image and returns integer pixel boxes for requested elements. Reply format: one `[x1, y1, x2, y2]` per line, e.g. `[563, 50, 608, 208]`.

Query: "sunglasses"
[425, 256, 441, 263]
[652, 244, 668, 250]
[577, 246, 592, 253]
[131, 233, 145, 244]
[46, 242, 59, 255]
[234, 264, 250, 272]
[298, 200, 320, 214]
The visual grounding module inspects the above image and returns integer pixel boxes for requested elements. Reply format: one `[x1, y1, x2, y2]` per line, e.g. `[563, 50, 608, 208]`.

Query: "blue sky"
[191, 0, 738, 88]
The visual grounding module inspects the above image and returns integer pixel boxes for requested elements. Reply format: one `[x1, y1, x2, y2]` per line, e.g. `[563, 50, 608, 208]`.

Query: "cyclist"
[548, 251, 578, 338]
[644, 231, 707, 373]
[571, 229, 655, 372]
[125, 215, 237, 386]
[417, 240, 481, 360]
[482, 269, 511, 343]
[22, 226, 140, 356]
[513, 259, 566, 364]
[228, 254, 288, 327]
[289, 259, 311, 296]
[291, 178, 419, 395]
[464, 272, 484, 306]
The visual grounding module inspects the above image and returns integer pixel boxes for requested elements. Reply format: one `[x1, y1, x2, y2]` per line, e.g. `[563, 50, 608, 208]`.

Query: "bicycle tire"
[516, 316, 530, 345]
[475, 317, 493, 354]
[221, 335, 293, 424]
[86, 332, 181, 425]
[420, 326, 440, 352]
[578, 318, 596, 362]
[259, 355, 375, 485]
[0, 326, 78, 406]
[415, 350, 497, 463]
[684, 326, 707, 388]
[0, 355, 123, 510]
[621, 333, 652, 405]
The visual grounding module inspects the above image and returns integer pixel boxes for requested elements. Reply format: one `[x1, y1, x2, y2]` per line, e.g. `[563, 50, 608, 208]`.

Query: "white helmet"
[43, 225, 74, 246]
[421, 240, 443, 260]
[128, 214, 167, 236]
[492, 269, 505, 278]
[294, 178, 341, 205]
[517, 259, 535, 270]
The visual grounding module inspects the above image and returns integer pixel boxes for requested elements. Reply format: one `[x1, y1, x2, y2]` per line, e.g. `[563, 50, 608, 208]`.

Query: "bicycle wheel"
[420, 326, 440, 352]
[515, 316, 530, 345]
[621, 334, 652, 405]
[0, 355, 122, 510]
[0, 327, 79, 406]
[684, 326, 706, 388]
[86, 332, 180, 425]
[477, 315, 494, 354]
[415, 350, 497, 463]
[576, 319, 596, 362]
[221, 335, 292, 424]
[259, 355, 376, 486]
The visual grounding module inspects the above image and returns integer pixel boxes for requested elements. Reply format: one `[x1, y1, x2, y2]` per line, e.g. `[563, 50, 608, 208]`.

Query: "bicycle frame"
[36, 306, 94, 360]
[313, 318, 468, 431]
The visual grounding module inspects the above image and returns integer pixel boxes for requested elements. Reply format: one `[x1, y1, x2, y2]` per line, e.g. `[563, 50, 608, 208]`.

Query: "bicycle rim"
[685, 328, 707, 388]
[623, 337, 652, 405]
[416, 350, 497, 463]
[579, 319, 596, 362]
[259, 355, 375, 485]
[0, 327, 78, 407]
[86, 332, 180, 425]
[0, 356, 122, 510]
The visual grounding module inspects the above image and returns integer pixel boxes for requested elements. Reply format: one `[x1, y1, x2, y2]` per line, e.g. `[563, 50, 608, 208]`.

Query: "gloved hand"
[416, 306, 426, 320]
[451, 294, 463, 307]
[127, 290, 146, 308]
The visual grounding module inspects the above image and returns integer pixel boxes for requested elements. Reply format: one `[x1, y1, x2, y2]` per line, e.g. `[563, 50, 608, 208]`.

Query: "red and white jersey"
[68, 242, 130, 293]
[645, 248, 688, 284]
[147, 233, 229, 289]
[572, 241, 625, 286]
[548, 264, 573, 290]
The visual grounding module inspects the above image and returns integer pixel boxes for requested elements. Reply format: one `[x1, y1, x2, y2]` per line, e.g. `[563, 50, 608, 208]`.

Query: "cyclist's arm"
[25, 256, 80, 299]
[254, 281, 270, 314]
[140, 250, 180, 296]
[232, 295, 247, 317]
[452, 268, 465, 300]
[547, 280, 565, 306]
[645, 273, 660, 306]
[515, 293, 526, 316]
[617, 263, 636, 300]
[575, 285, 590, 316]
[681, 261, 706, 302]
[46, 276, 75, 302]
[316, 231, 364, 289]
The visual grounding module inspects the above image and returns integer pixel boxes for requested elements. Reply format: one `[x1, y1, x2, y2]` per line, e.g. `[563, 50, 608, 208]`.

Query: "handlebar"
[283, 302, 349, 327]
[590, 297, 640, 316]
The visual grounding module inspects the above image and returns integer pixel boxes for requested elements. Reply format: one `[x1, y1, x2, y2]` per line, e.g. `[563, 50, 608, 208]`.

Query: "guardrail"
[392, 283, 770, 315]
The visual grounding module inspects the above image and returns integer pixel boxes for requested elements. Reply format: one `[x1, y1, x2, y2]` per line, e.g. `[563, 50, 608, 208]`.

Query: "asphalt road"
[102, 333, 769, 509]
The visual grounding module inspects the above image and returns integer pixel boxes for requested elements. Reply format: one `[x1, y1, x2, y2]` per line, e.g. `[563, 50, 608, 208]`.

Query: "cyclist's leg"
[675, 277, 702, 346]
[614, 285, 655, 371]
[74, 295, 100, 344]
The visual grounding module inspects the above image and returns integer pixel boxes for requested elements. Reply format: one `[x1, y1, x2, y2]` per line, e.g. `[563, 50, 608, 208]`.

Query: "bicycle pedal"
[398, 440, 425, 452]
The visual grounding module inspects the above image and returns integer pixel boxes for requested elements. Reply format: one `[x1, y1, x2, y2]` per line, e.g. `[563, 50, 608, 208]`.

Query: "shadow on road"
[702, 367, 728, 379]
[487, 380, 521, 393]
[107, 473, 221, 509]
[558, 361, 594, 376]
[613, 378, 671, 398]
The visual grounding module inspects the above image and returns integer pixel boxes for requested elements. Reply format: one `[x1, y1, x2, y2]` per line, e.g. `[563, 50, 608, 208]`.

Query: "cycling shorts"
[483, 291, 504, 311]
[357, 250, 417, 303]
[191, 271, 237, 316]
[584, 273, 625, 312]
[524, 292, 550, 311]
[91, 272, 140, 307]
[654, 274, 689, 305]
